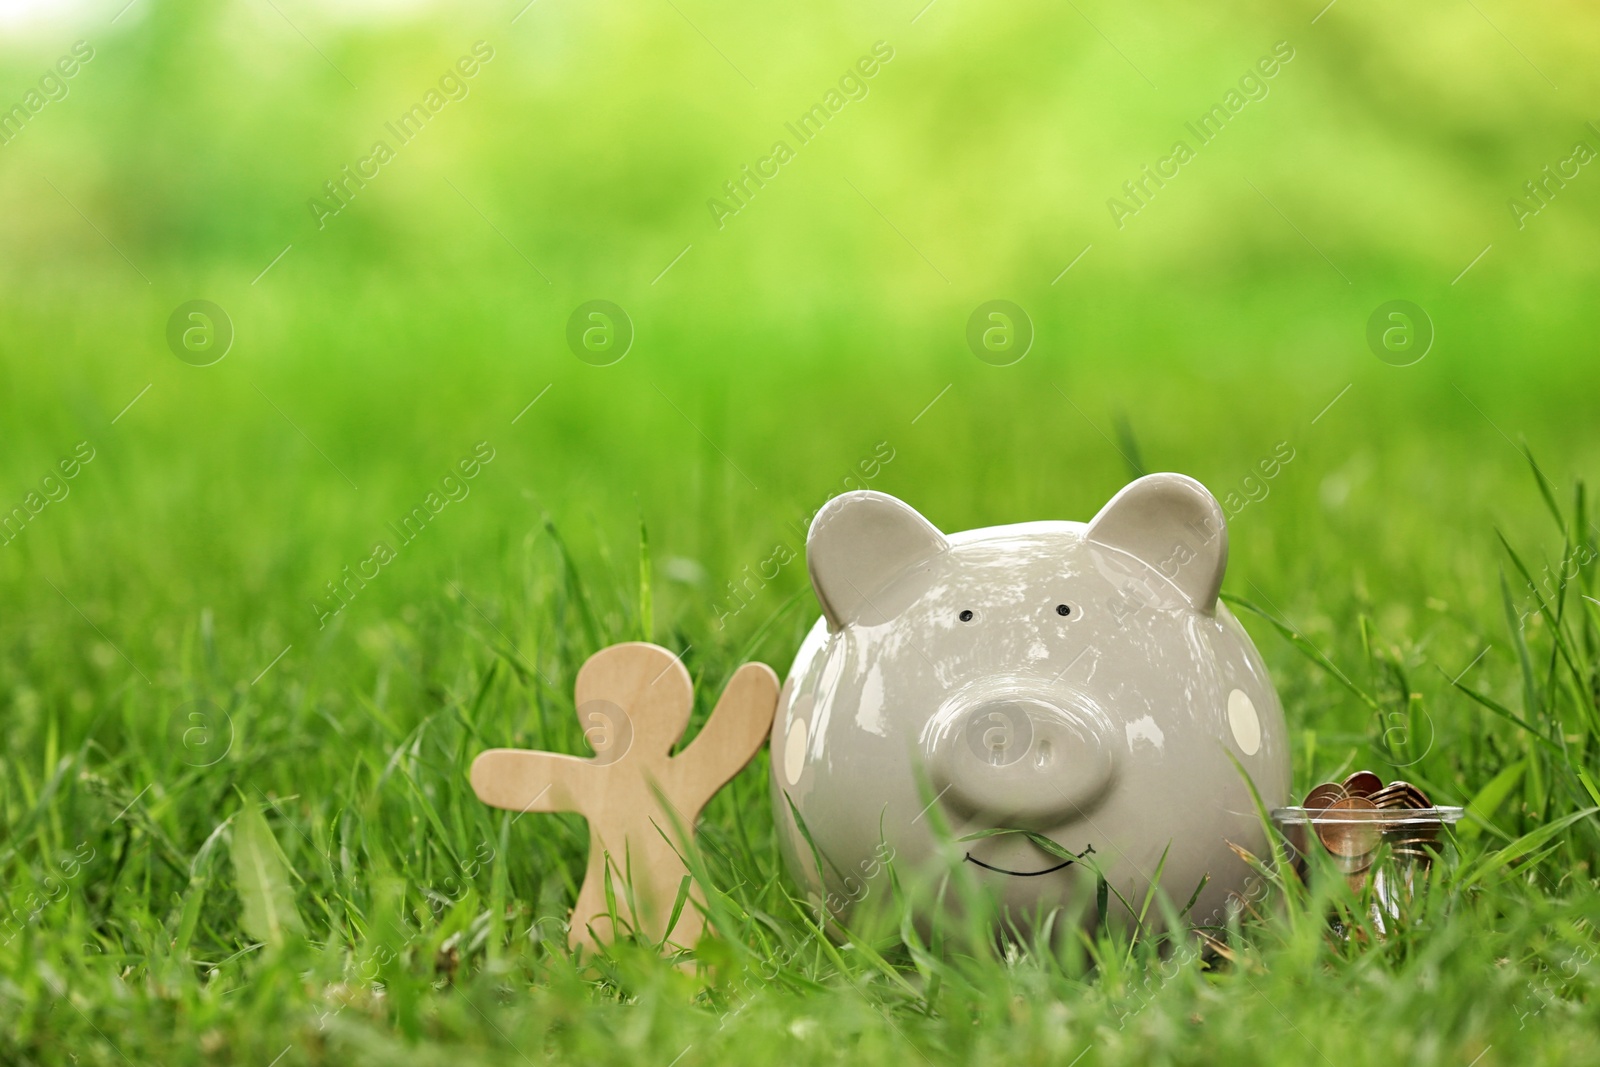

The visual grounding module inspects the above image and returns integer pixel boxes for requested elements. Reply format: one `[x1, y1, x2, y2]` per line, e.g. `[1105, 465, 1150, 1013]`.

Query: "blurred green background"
[3, 0, 1600, 1062]
[2, 0, 1597, 662]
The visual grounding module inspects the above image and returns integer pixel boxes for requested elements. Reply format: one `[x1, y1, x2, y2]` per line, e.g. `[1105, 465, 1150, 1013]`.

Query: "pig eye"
[958, 610, 975, 622]
[1055, 604, 1072, 617]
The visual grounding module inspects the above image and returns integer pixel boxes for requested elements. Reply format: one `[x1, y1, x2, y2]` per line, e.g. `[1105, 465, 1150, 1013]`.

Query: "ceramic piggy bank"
[770, 473, 1289, 934]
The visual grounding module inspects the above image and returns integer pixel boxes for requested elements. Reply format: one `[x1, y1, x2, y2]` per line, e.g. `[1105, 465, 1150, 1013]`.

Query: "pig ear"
[807, 491, 948, 629]
[1085, 473, 1228, 613]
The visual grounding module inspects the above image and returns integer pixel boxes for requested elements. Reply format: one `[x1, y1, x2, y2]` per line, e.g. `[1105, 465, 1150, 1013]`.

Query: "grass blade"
[638, 511, 653, 642]
[1459, 758, 1526, 839]
[1455, 807, 1598, 887]
[1221, 593, 1383, 714]
[229, 801, 306, 947]
[1523, 443, 1566, 536]
[1443, 670, 1560, 752]
[1579, 769, 1600, 809]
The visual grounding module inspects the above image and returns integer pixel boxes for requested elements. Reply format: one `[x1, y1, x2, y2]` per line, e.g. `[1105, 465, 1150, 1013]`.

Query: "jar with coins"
[1272, 770, 1462, 934]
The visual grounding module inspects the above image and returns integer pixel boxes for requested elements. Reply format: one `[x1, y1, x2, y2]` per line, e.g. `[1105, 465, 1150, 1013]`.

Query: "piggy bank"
[770, 473, 1289, 934]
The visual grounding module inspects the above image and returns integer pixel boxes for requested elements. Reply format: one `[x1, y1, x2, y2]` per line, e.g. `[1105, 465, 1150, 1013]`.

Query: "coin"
[1388, 830, 1441, 860]
[1391, 848, 1437, 865]
[1389, 837, 1440, 853]
[1369, 783, 1404, 808]
[1317, 796, 1380, 858]
[1395, 781, 1432, 808]
[1341, 770, 1383, 798]
[1304, 783, 1346, 810]
[1373, 782, 1430, 810]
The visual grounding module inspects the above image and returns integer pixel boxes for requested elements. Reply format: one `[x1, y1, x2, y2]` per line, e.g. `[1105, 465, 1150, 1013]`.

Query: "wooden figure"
[470, 642, 779, 953]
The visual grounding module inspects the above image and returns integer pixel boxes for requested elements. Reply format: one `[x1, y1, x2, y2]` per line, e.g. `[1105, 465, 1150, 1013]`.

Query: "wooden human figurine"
[470, 642, 779, 953]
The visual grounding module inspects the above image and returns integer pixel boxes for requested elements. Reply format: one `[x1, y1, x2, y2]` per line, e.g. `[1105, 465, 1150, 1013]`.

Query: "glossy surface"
[770, 473, 1291, 934]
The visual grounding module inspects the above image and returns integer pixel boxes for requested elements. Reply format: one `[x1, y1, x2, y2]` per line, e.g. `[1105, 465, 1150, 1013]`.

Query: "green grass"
[4, 0, 1600, 1063]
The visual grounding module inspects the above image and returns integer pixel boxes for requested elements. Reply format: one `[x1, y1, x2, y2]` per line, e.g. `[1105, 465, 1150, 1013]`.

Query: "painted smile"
[964, 843, 1095, 877]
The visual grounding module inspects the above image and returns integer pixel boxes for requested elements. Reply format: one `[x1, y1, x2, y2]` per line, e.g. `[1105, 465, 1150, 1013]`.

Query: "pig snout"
[925, 691, 1119, 828]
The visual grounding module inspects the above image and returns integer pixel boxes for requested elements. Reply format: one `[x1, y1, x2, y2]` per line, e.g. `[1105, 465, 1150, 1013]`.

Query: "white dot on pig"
[784, 716, 809, 785]
[1228, 688, 1261, 755]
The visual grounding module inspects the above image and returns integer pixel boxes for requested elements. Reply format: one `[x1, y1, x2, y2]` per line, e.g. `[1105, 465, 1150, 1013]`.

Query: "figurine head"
[574, 643, 693, 764]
